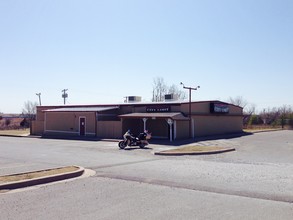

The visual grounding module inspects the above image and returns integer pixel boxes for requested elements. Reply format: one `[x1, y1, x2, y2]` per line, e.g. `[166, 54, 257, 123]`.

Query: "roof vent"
[125, 96, 142, 103]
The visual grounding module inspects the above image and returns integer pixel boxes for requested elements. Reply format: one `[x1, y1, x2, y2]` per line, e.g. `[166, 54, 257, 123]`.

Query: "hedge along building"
[31, 98, 243, 141]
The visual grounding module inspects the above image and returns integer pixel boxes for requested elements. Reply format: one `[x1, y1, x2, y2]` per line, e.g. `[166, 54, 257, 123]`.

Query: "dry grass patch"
[163, 145, 227, 153]
[243, 128, 282, 133]
[0, 166, 79, 184]
[0, 129, 30, 136]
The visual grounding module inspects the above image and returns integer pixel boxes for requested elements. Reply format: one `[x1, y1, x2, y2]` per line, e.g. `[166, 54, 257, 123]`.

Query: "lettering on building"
[210, 103, 229, 114]
[146, 106, 170, 112]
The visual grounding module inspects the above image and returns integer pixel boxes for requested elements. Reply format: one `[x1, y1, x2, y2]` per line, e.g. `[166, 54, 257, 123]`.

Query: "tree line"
[247, 105, 293, 129]
[229, 96, 293, 129]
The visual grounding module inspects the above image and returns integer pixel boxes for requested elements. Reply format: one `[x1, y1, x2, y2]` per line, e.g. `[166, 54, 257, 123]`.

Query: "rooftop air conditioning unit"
[126, 96, 142, 102]
[164, 94, 178, 101]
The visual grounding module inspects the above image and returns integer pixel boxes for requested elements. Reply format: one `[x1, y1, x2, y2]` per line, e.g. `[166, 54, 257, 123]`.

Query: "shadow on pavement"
[36, 132, 253, 146]
[149, 132, 253, 146]
[123, 146, 153, 151]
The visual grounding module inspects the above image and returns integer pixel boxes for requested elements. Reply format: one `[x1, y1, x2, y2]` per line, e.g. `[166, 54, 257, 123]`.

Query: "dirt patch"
[0, 166, 79, 184]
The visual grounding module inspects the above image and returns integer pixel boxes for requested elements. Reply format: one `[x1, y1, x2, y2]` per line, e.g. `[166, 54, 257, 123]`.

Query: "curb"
[0, 166, 84, 191]
[154, 147, 235, 156]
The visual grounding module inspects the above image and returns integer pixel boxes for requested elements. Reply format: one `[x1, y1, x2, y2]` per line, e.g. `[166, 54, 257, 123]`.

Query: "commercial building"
[32, 98, 243, 141]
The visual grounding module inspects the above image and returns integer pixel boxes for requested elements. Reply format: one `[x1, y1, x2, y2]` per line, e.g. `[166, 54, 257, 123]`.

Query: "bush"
[5, 118, 11, 127]
[248, 115, 263, 126]
[20, 118, 30, 128]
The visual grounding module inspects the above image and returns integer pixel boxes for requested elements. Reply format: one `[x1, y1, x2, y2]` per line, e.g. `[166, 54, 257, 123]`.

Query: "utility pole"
[62, 89, 68, 105]
[180, 82, 200, 138]
[36, 93, 42, 106]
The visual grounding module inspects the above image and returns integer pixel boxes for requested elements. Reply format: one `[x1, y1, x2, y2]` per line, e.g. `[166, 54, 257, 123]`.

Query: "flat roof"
[37, 100, 242, 109]
[43, 106, 119, 112]
[119, 112, 189, 120]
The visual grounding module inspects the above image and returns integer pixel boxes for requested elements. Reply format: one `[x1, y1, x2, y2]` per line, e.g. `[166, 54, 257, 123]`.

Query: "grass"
[243, 128, 282, 133]
[0, 166, 79, 184]
[161, 145, 228, 153]
[0, 128, 30, 136]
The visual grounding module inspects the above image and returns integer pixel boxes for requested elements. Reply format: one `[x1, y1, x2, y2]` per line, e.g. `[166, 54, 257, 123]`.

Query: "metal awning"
[119, 112, 189, 120]
[43, 106, 119, 112]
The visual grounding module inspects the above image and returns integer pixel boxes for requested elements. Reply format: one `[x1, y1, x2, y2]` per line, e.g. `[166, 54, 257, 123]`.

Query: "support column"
[167, 118, 174, 142]
[174, 120, 177, 140]
[192, 118, 195, 138]
[142, 118, 148, 131]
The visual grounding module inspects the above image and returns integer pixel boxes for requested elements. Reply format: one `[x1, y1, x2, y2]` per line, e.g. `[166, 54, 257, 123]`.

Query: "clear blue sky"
[1, 0, 292, 113]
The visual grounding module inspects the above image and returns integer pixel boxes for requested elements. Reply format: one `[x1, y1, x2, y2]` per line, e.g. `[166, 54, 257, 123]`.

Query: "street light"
[62, 89, 68, 105]
[180, 82, 200, 138]
[36, 93, 41, 106]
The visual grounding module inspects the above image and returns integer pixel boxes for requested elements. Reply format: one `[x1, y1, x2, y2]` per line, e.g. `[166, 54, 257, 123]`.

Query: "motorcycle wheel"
[139, 144, 145, 148]
[118, 141, 127, 149]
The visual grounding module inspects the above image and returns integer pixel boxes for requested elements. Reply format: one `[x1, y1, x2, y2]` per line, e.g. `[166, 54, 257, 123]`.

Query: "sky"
[0, 0, 292, 113]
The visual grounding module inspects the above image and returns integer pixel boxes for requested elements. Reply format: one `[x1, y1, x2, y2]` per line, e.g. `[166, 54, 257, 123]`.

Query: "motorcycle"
[118, 131, 151, 149]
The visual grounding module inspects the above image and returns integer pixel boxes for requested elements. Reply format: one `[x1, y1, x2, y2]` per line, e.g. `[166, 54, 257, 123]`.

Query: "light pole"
[180, 82, 200, 138]
[36, 93, 42, 106]
[62, 89, 68, 105]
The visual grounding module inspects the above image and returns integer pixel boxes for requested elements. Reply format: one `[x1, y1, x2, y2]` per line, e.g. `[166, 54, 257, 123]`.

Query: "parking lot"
[0, 130, 293, 219]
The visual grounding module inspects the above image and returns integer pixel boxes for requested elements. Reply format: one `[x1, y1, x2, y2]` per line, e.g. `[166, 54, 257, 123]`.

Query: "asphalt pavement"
[0, 130, 293, 219]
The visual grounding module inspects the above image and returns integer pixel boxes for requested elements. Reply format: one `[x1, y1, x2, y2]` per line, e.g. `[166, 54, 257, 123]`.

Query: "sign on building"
[146, 106, 170, 112]
[210, 103, 229, 114]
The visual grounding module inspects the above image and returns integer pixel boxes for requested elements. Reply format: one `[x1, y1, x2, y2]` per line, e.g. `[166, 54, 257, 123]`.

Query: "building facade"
[32, 100, 243, 141]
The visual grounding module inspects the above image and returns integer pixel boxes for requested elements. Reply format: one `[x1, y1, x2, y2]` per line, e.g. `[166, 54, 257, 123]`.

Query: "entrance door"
[79, 117, 86, 136]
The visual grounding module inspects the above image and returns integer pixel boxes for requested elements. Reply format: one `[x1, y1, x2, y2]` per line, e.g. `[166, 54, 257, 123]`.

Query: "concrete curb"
[154, 147, 235, 156]
[0, 166, 84, 191]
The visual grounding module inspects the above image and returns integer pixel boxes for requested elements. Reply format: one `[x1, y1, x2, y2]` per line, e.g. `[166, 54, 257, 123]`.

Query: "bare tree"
[279, 105, 292, 116]
[244, 103, 256, 115]
[279, 105, 292, 128]
[228, 96, 257, 114]
[242, 103, 256, 125]
[259, 107, 280, 125]
[168, 84, 186, 100]
[228, 96, 256, 126]
[21, 101, 37, 121]
[152, 77, 186, 102]
[228, 96, 248, 109]
[152, 77, 167, 102]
